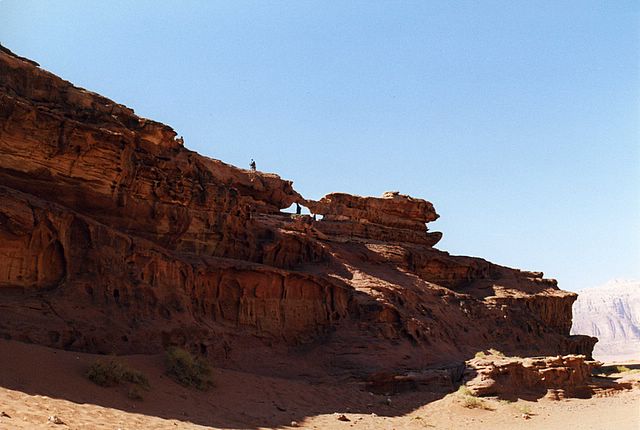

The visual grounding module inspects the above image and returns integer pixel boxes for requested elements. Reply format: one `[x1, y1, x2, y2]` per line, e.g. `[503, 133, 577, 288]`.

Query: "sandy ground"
[0, 340, 638, 430]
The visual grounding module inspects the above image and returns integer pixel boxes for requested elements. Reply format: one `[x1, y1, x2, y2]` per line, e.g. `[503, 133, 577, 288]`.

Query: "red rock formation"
[0, 45, 595, 377]
[463, 353, 624, 400]
[305, 191, 442, 245]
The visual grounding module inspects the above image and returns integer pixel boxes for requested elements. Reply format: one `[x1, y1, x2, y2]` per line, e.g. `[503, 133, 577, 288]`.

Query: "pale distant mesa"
[572, 279, 640, 363]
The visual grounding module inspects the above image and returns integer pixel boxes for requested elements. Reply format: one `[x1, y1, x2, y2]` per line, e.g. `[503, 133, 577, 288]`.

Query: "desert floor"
[0, 339, 638, 430]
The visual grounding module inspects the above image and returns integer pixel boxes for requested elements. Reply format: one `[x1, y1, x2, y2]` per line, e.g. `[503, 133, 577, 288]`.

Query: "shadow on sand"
[0, 339, 459, 429]
[1, 339, 634, 428]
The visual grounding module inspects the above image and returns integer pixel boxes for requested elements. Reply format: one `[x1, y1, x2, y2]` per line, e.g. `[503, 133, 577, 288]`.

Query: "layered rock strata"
[463, 353, 625, 400]
[305, 191, 442, 245]
[0, 45, 594, 376]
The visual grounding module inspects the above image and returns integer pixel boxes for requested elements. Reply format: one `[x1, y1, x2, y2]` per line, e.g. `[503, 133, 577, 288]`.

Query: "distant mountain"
[571, 279, 640, 362]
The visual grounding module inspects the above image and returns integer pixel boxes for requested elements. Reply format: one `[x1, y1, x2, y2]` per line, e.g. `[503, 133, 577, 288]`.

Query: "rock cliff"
[572, 279, 640, 362]
[0, 45, 594, 377]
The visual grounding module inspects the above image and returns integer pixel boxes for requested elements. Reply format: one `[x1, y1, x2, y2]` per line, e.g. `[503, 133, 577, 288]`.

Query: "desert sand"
[0, 339, 638, 430]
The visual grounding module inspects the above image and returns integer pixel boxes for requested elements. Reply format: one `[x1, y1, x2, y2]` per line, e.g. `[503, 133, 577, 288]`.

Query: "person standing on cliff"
[250, 159, 256, 171]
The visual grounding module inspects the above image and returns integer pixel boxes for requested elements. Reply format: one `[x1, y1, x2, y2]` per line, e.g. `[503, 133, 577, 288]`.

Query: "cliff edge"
[0, 46, 595, 377]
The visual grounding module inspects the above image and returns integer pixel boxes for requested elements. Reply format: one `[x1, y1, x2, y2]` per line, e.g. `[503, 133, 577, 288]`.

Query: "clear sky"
[1, 1, 638, 291]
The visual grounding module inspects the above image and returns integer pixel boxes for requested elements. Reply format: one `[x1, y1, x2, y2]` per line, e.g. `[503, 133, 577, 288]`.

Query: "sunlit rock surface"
[0, 45, 594, 377]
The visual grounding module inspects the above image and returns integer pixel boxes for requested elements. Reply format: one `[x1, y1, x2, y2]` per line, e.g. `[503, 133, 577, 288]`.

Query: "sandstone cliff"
[0, 45, 594, 377]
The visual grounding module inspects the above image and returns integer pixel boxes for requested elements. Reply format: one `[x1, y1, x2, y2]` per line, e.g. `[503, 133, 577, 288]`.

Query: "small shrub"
[412, 416, 435, 427]
[456, 385, 475, 397]
[462, 396, 484, 409]
[456, 384, 493, 410]
[596, 365, 640, 376]
[594, 365, 615, 375]
[127, 385, 144, 401]
[86, 358, 149, 389]
[487, 348, 505, 357]
[475, 349, 505, 359]
[517, 404, 532, 415]
[164, 347, 213, 390]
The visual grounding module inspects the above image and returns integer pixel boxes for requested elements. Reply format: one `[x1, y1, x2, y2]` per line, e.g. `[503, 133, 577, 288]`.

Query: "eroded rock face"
[305, 191, 442, 245]
[0, 45, 594, 375]
[464, 354, 613, 400]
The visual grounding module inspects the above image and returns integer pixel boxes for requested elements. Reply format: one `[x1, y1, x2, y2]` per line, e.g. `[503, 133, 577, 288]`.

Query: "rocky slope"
[0, 45, 594, 379]
[572, 279, 640, 362]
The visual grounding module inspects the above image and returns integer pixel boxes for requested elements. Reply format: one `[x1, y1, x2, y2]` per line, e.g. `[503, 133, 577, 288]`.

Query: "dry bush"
[86, 358, 149, 400]
[165, 347, 213, 390]
[456, 385, 475, 396]
[487, 348, 505, 357]
[86, 358, 149, 389]
[462, 396, 485, 409]
[456, 385, 492, 410]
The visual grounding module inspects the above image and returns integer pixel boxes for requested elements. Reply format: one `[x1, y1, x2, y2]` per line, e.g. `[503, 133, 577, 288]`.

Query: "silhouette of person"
[250, 159, 256, 171]
[296, 203, 301, 215]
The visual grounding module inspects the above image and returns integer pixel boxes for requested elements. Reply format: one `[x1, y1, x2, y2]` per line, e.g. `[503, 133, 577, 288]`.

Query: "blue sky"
[1, 1, 638, 291]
